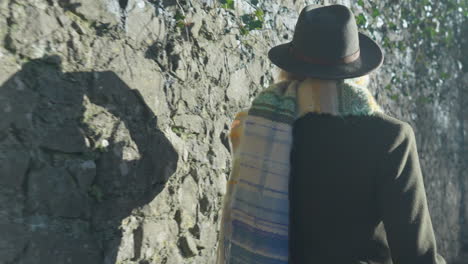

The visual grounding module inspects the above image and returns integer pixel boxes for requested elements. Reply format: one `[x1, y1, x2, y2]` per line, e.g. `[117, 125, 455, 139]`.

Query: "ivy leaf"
[239, 9, 265, 35]
[220, 0, 234, 10]
[239, 25, 249, 35]
[254, 9, 264, 21]
[440, 72, 449, 80]
[417, 95, 431, 104]
[424, 26, 437, 38]
[241, 14, 253, 24]
[357, 0, 364, 7]
[247, 20, 263, 30]
[174, 10, 185, 21]
[390, 94, 399, 101]
[372, 8, 380, 18]
[176, 20, 185, 29]
[355, 13, 367, 27]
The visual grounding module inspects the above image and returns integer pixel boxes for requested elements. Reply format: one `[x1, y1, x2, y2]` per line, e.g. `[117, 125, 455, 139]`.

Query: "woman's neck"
[296, 78, 339, 116]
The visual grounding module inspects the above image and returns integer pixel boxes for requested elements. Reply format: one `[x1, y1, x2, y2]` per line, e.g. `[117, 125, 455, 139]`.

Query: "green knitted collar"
[247, 78, 384, 124]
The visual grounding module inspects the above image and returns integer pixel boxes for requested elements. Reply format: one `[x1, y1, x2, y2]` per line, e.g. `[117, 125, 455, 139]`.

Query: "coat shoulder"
[370, 111, 415, 151]
[372, 111, 410, 130]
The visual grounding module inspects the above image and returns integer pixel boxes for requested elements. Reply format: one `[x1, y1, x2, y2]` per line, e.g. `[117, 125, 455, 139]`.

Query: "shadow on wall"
[0, 55, 178, 263]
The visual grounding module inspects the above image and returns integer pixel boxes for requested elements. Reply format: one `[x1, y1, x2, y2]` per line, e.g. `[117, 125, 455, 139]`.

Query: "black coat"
[288, 111, 446, 264]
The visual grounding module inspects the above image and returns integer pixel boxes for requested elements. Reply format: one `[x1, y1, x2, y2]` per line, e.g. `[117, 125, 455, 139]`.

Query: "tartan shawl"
[216, 77, 384, 264]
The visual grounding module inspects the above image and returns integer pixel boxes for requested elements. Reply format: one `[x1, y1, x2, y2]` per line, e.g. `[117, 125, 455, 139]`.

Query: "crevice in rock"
[38, 145, 85, 156]
[57, 0, 87, 21]
[188, 223, 200, 239]
[164, 41, 181, 72]
[177, 236, 197, 258]
[119, 0, 129, 10]
[20, 157, 33, 198]
[199, 194, 210, 215]
[174, 209, 182, 227]
[144, 41, 167, 71]
[169, 54, 180, 72]
[220, 126, 231, 153]
[131, 224, 143, 261]
[9, 123, 27, 144]
[4, 0, 16, 53]
[118, 0, 128, 29]
[66, 165, 81, 189]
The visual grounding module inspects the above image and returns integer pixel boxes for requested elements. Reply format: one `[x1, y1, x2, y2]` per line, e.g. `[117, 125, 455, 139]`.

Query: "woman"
[217, 4, 446, 264]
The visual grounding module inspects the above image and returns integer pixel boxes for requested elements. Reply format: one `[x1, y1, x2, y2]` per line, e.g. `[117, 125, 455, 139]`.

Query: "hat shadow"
[0, 55, 178, 263]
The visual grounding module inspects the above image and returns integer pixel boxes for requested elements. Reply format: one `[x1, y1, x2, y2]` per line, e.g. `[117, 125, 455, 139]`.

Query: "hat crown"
[292, 4, 360, 61]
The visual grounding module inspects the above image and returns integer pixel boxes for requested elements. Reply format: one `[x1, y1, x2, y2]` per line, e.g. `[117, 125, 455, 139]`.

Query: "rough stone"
[125, 0, 166, 46]
[39, 125, 88, 153]
[0, 222, 29, 263]
[178, 176, 198, 230]
[63, 0, 120, 26]
[0, 139, 30, 189]
[0, 0, 466, 263]
[178, 235, 198, 258]
[27, 166, 90, 218]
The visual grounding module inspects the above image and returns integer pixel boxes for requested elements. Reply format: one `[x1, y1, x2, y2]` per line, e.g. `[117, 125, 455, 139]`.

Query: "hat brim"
[268, 33, 384, 80]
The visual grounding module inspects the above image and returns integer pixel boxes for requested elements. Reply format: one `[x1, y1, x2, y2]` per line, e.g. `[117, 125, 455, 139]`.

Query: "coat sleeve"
[377, 122, 446, 264]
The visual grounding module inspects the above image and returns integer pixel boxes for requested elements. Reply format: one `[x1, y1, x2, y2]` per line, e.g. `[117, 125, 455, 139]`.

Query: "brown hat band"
[288, 44, 360, 65]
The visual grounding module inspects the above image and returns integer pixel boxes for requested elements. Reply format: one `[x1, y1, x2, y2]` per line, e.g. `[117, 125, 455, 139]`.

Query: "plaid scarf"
[217, 77, 384, 264]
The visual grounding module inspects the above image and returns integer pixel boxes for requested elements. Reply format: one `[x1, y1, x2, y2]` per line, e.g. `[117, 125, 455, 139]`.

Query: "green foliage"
[443, 29, 454, 45]
[423, 25, 437, 39]
[254, 9, 264, 21]
[218, 0, 264, 36]
[355, 13, 367, 27]
[239, 26, 249, 35]
[350, 0, 465, 106]
[174, 10, 186, 29]
[382, 36, 393, 49]
[389, 94, 399, 102]
[219, 0, 235, 10]
[440, 72, 450, 80]
[171, 126, 185, 136]
[417, 95, 433, 104]
[397, 41, 406, 51]
[174, 10, 185, 21]
[239, 8, 265, 35]
[371, 8, 380, 18]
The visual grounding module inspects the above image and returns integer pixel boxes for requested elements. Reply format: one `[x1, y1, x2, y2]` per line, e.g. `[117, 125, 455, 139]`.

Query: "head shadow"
[0, 55, 178, 263]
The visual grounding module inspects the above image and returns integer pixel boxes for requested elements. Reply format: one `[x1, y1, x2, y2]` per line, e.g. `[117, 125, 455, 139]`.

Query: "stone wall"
[0, 0, 466, 263]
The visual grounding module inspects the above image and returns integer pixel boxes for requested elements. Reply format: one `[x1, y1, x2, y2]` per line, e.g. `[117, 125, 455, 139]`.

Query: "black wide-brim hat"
[268, 4, 384, 80]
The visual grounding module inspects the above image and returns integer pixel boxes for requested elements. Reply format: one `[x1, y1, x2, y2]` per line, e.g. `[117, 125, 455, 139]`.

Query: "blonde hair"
[275, 68, 377, 113]
[277, 69, 307, 82]
[276, 68, 370, 88]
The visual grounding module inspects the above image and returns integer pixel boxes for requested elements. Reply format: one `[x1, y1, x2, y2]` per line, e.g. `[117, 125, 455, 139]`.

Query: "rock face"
[0, 0, 466, 263]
